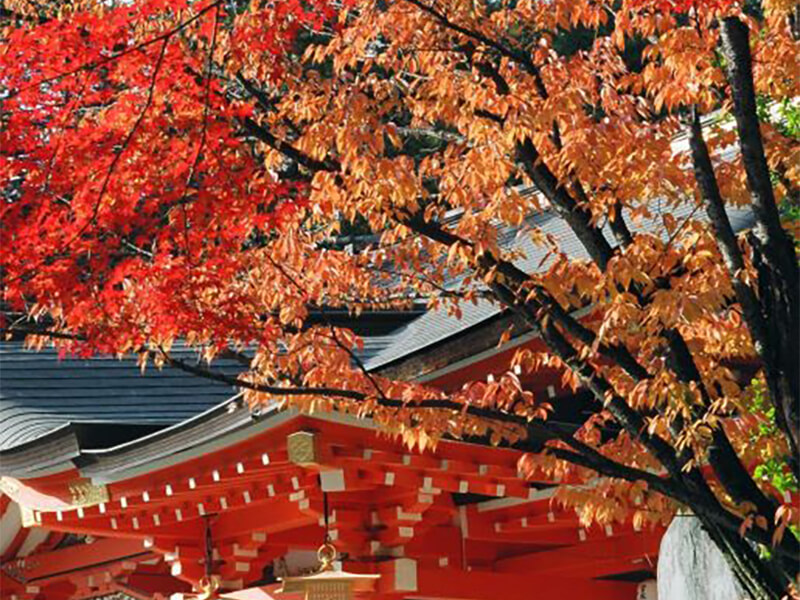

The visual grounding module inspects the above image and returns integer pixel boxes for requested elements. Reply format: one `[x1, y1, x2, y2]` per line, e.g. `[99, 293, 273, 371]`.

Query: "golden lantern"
[278, 543, 380, 600]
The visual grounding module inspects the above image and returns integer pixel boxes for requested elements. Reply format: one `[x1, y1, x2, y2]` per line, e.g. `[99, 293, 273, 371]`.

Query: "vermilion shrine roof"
[1, 407, 662, 600]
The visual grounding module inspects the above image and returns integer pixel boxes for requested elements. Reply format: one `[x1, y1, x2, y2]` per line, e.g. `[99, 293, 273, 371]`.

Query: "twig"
[181, 3, 222, 263]
[263, 254, 391, 402]
[8, 0, 223, 99]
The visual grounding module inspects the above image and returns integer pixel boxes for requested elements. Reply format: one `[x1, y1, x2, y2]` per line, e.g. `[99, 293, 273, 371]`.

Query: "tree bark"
[516, 139, 614, 269]
[720, 17, 800, 454]
[688, 109, 800, 480]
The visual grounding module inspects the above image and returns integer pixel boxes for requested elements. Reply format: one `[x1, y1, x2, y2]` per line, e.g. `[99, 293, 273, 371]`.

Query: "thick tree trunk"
[688, 111, 800, 480]
[719, 16, 800, 459]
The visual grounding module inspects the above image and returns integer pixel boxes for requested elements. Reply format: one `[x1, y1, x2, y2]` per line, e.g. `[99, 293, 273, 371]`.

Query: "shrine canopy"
[0, 335, 663, 600]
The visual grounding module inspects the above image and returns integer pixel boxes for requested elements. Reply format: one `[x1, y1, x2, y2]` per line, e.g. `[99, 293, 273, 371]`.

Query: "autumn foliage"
[1, 0, 799, 596]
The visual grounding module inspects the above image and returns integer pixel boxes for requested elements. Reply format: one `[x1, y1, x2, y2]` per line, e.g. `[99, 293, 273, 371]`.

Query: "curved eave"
[0, 423, 81, 478]
[79, 406, 384, 484]
[0, 389, 386, 486]
[0, 394, 247, 480]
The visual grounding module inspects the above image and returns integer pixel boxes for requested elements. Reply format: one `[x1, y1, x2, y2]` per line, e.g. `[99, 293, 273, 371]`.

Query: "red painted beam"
[7, 538, 150, 584]
[391, 566, 637, 600]
[212, 498, 316, 540]
[495, 529, 662, 578]
[121, 570, 192, 597]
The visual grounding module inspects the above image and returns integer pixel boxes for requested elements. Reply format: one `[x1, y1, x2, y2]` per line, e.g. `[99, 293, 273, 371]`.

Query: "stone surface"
[657, 515, 748, 600]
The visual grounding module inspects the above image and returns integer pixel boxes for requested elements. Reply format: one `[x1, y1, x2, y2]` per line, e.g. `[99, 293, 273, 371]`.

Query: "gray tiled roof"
[364, 201, 757, 371]
[0, 342, 240, 451]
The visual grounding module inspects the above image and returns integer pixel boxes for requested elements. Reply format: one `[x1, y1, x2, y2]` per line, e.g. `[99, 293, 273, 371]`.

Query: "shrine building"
[3, 204, 749, 600]
[0, 324, 662, 600]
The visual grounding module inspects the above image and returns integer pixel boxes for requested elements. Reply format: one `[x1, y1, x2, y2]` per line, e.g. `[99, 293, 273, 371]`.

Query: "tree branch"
[688, 109, 769, 354]
[398, 0, 548, 96]
[516, 139, 614, 270]
[719, 18, 795, 257]
[241, 118, 340, 173]
[688, 109, 800, 484]
[0, 327, 86, 341]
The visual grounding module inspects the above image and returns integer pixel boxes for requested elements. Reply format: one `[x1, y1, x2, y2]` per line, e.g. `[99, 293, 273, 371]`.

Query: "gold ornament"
[188, 575, 221, 600]
[287, 431, 319, 466]
[68, 479, 109, 507]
